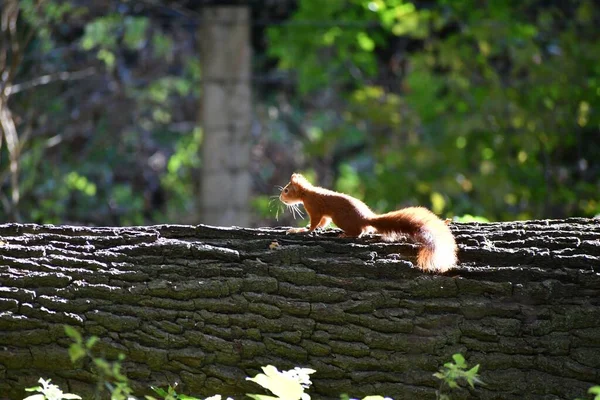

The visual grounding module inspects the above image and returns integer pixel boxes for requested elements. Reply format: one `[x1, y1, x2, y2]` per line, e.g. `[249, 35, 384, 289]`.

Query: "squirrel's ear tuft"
[291, 173, 300, 183]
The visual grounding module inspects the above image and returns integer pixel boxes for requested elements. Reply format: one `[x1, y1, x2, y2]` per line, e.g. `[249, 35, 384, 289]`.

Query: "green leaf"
[452, 353, 467, 369]
[124, 17, 149, 49]
[357, 32, 375, 51]
[97, 48, 116, 70]
[85, 336, 99, 349]
[93, 357, 110, 372]
[152, 33, 173, 58]
[467, 364, 480, 376]
[430, 191, 446, 214]
[152, 386, 169, 397]
[466, 364, 482, 388]
[64, 326, 82, 343]
[81, 16, 119, 50]
[68, 344, 86, 363]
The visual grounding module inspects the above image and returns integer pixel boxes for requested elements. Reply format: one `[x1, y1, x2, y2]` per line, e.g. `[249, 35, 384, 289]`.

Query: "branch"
[6, 67, 97, 95]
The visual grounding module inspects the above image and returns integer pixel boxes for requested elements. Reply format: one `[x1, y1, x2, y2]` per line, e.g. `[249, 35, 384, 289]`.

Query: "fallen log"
[0, 219, 599, 399]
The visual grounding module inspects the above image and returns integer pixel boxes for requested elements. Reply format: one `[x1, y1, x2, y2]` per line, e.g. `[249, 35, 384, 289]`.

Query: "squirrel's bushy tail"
[368, 206, 457, 273]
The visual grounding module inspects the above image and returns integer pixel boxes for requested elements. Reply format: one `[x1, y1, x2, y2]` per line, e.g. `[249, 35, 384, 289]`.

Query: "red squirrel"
[279, 173, 457, 273]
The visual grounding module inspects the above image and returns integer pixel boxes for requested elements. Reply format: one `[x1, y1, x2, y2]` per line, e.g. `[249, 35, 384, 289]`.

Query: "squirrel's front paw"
[286, 227, 309, 234]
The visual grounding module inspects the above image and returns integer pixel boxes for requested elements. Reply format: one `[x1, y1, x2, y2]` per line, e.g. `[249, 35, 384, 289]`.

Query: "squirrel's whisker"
[288, 205, 297, 220]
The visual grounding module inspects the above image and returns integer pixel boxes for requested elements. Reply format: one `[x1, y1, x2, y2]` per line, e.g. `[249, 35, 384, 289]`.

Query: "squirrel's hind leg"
[338, 226, 364, 238]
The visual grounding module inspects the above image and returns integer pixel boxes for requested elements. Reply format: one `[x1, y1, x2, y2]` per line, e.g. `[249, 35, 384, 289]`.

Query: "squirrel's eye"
[284, 188, 289, 193]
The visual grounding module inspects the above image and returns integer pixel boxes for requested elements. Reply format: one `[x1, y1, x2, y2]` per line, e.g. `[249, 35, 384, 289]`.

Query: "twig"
[6, 67, 97, 95]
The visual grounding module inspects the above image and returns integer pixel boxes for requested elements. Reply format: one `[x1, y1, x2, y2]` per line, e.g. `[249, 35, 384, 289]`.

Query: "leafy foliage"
[2, 0, 599, 225]
[65, 326, 133, 399]
[433, 354, 483, 399]
[266, 0, 600, 221]
[1, 1, 201, 225]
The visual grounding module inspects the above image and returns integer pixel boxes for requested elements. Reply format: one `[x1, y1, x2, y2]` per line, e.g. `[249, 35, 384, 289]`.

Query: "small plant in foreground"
[148, 383, 201, 400]
[433, 354, 483, 400]
[23, 378, 82, 400]
[150, 384, 235, 400]
[65, 325, 134, 400]
[246, 365, 316, 400]
[37, 327, 600, 400]
[576, 386, 600, 400]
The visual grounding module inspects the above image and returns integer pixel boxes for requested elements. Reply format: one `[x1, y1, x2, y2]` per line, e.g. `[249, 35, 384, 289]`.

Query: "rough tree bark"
[0, 219, 599, 400]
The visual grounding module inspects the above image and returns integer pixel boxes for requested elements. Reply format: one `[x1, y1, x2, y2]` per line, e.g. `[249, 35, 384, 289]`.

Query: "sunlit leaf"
[22, 395, 45, 400]
[430, 192, 446, 215]
[81, 15, 119, 50]
[178, 395, 202, 400]
[246, 395, 279, 400]
[97, 49, 116, 70]
[452, 354, 466, 368]
[64, 326, 82, 343]
[124, 17, 149, 49]
[85, 336, 99, 350]
[68, 344, 86, 363]
[357, 32, 375, 51]
[246, 365, 308, 400]
[62, 395, 83, 399]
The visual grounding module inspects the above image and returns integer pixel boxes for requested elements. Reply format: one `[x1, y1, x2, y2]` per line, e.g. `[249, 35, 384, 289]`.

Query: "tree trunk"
[0, 219, 599, 400]
[198, 6, 252, 227]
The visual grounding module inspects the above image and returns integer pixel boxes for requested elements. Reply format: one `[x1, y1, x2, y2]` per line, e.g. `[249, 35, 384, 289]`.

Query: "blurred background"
[0, 0, 598, 227]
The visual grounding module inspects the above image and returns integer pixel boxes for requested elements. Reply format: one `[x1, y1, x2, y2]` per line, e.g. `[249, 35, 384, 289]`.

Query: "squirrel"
[279, 173, 457, 273]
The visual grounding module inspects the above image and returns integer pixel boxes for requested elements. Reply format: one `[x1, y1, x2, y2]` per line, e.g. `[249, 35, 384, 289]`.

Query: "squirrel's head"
[279, 173, 311, 205]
